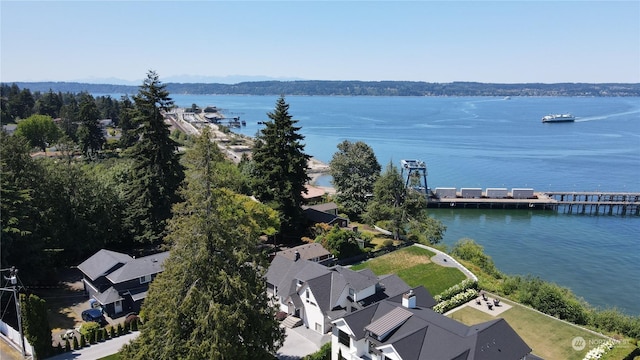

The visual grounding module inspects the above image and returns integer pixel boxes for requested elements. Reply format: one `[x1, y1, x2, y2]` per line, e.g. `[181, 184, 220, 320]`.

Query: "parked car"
[81, 308, 106, 325]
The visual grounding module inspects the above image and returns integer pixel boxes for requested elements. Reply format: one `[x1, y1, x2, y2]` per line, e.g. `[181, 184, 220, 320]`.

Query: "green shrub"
[64, 338, 71, 352]
[303, 341, 331, 360]
[451, 238, 502, 278]
[434, 279, 478, 302]
[73, 336, 79, 350]
[79, 321, 101, 339]
[117, 323, 123, 337]
[382, 239, 393, 247]
[109, 326, 116, 338]
[80, 335, 86, 348]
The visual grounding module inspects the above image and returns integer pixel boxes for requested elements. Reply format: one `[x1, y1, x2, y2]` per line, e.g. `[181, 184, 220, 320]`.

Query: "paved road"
[45, 332, 139, 360]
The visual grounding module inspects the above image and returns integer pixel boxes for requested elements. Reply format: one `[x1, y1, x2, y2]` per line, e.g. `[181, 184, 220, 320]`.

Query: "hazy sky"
[1, 1, 639, 84]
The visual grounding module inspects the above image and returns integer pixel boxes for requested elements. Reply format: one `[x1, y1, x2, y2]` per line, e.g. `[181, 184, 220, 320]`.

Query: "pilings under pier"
[425, 191, 640, 216]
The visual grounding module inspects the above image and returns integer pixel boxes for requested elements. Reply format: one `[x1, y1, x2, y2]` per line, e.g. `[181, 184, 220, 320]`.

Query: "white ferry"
[541, 113, 575, 123]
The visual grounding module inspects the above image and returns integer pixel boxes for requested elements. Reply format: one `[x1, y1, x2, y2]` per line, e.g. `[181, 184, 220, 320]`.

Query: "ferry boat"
[541, 113, 575, 123]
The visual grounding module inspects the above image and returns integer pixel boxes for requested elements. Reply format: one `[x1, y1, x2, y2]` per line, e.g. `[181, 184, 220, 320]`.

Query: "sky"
[1, 1, 639, 84]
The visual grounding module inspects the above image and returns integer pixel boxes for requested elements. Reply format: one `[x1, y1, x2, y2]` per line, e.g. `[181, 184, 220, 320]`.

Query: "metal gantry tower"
[400, 159, 428, 194]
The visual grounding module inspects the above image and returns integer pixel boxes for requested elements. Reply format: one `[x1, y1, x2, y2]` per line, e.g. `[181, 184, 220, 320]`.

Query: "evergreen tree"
[76, 93, 105, 158]
[59, 97, 80, 141]
[123, 71, 184, 244]
[117, 95, 137, 148]
[365, 161, 445, 244]
[20, 293, 52, 358]
[121, 129, 283, 359]
[251, 96, 310, 242]
[329, 140, 381, 219]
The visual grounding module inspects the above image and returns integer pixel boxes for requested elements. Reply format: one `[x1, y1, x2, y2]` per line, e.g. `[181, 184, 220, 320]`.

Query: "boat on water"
[541, 113, 575, 123]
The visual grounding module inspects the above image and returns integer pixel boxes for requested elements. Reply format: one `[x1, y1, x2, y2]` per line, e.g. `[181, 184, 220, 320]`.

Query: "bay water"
[116, 93, 640, 314]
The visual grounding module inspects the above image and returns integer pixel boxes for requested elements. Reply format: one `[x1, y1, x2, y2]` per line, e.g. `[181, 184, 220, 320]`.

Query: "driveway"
[276, 326, 331, 360]
[45, 332, 139, 360]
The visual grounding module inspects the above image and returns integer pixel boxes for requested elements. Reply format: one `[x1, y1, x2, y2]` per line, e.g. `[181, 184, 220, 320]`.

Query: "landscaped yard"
[448, 298, 609, 360]
[350, 245, 466, 295]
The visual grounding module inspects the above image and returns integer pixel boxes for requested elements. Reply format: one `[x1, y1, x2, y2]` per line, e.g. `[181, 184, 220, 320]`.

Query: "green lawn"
[350, 245, 465, 295]
[448, 298, 609, 360]
[97, 354, 120, 360]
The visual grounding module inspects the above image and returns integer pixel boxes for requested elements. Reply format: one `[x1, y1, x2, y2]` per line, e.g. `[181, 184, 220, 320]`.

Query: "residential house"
[266, 254, 411, 334]
[276, 243, 335, 266]
[331, 289, 534, 360]
[303, 202, 350, 228]
[77, 249, 169, 318]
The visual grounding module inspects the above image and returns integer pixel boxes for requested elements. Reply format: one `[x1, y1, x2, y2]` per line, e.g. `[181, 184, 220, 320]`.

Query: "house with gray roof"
[303, 202, 349, 228]
[77, 249, 169, 318]
[276, 243, 335, 266]
[331, 288, 534, 360]
[266, 254, 413, 334]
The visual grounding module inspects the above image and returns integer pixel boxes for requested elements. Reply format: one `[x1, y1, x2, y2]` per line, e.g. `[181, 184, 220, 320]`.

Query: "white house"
[266, 254, 411, 334]
[331, 288, 535, 360]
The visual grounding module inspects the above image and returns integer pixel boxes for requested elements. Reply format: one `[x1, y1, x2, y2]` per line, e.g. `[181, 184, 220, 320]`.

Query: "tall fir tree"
[123, 71, 184, 244]
[76, 93, 105, 158]
[121, 129, 283, 359]
[251, 96, 310, 242]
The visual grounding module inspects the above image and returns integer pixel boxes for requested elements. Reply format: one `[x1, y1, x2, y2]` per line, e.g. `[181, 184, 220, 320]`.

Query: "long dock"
[426, 190, 640, 216]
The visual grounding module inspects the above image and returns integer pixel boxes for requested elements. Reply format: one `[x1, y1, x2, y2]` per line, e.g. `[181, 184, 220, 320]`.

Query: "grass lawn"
[448, 298, 609, 360]
[350, 245, 465, 295]
[97, 354, 120, 360]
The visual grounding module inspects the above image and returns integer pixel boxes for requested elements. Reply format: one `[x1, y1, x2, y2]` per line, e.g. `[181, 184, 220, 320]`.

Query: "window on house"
[349, 288, 354, 296]
[139, 274, 152, 284]
[338, 330, 350, 346]
[306, 289, 309, 302]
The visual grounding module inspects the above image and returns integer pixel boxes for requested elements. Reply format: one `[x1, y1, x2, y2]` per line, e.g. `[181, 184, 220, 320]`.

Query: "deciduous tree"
[251, 96, 310, 242]
[329, 140, 380, 219]
[15, 114, 62, 152]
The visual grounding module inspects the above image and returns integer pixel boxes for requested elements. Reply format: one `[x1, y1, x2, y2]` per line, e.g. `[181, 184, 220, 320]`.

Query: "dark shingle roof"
[337, 287, 532, 360]
[276, 243, 331, 261]
[106, 251, 169, 283]
[77, 249, 133, 281]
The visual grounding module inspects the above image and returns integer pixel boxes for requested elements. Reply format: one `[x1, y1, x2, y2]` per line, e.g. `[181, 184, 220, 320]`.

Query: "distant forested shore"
[4, 80, 640, 97]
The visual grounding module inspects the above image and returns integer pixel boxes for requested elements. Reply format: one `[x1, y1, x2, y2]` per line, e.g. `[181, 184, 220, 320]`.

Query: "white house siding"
[331, 322, 352, 360]
[378, 344, 402, 360]
[302, 285, 326, 333]
[355, 284, 376, 302]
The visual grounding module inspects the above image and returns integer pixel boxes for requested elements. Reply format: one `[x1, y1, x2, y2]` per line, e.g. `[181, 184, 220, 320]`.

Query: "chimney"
[294, 250, 300, 261]
[402, 289, 416, 309]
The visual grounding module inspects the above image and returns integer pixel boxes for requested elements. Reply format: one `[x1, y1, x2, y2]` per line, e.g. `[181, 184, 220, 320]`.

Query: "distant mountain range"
[4, 80, 640, 97]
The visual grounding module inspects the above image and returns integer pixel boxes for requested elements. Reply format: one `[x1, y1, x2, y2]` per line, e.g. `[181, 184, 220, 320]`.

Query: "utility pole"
[1, 267, 27, 358]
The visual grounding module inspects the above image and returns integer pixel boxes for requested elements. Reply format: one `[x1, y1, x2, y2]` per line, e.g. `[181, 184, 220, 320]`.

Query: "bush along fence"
[55, 317, 141, 354]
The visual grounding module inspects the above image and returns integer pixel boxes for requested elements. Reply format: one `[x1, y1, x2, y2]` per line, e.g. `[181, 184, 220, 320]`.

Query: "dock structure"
[425, 188, 640, 216]
[400, 159, 428, 193]
[543, 191, 640, 216]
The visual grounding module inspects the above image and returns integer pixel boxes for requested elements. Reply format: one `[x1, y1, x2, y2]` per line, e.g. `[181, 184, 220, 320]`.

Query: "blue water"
[103, 94, 640, 314]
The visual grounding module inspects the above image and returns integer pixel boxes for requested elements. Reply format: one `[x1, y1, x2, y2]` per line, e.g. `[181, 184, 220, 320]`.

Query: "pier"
[543, 191, 640, 216]
[426, 190, 640, 215]
[400, 159, 640, 216]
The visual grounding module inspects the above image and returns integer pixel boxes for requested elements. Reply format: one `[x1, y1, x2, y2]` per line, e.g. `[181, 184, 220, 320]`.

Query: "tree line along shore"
[6, 80, 640, 97]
